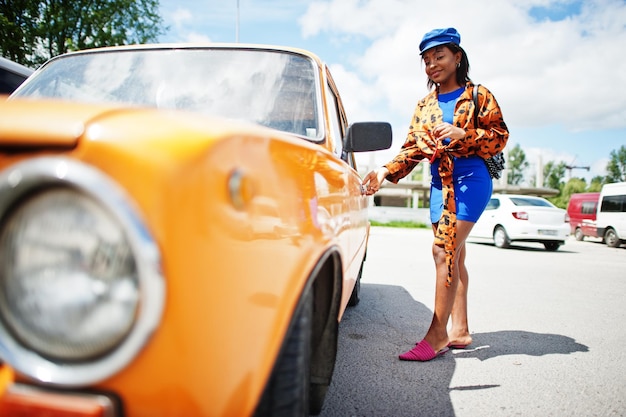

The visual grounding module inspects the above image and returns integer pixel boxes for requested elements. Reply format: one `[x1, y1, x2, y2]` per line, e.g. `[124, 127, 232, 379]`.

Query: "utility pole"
[236, 0, 240, 43]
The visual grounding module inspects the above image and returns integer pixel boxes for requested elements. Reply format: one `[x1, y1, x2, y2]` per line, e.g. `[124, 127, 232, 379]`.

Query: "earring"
[456, 62, 460, 68]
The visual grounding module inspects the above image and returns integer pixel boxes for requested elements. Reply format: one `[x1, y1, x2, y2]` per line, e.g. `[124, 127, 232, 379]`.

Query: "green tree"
[0, 0, 166, 67]
[507, 143, 529, 185]
[605, 145, 626, 183]
[551, 177, 587, 208]
[588, 176, 604, 191]
[543, 160, 567, 190]
[0, 0, 39, 65]
[562, 178, 587, 195]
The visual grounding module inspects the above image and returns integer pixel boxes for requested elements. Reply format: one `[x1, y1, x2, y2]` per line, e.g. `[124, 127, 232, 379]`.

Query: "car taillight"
[512, 211, 529, 220]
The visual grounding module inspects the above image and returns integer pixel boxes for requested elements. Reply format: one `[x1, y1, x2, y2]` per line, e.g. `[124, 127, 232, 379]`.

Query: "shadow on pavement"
[455, 329, 589, 360]
[468, 241, 576, 253]
[318, 283, 589, 417]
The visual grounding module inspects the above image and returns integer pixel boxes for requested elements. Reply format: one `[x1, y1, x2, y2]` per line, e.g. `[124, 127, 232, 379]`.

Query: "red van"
[567, 192, 600, 240]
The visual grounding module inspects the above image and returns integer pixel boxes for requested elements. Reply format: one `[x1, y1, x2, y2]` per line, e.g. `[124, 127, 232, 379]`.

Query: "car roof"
[492, 194, 545, 199]
[570, 192, 600, 198]
[0, 56, 34, 78]
[47, 43, 326, 68]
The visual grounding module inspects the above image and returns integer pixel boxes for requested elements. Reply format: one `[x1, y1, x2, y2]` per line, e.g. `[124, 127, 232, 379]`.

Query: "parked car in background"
[596, 182, 626, 248]
[0, 56, 33, 94]
[567, 192, 600, 241]
[469, 194, 570, 251]
[0, 44, 392, 417]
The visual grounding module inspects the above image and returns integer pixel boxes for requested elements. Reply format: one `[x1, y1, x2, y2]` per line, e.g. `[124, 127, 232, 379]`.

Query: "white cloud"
[172, 8, 193, 28]
[184, 32, 213, 43]
[241, 0, 312, 21]
[164, 7, 213, 43]
[327, 64, 383, 122]
[591, 158, 609, 178]
[300, 0, 408, 38]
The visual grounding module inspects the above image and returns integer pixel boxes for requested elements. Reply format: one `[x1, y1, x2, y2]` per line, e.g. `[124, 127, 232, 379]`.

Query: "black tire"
[347, 260, 364, 307]
[309, 383, 329, 415]
[605, 228, 621, 248]
[253, 286, 313, 417]
[493, 226, 511, 249]
[543, 241, 561, 251]
[574, 227, 584, 241]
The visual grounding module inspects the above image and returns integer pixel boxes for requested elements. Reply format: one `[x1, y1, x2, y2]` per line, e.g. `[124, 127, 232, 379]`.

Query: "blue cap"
[419, 27, 461, 54]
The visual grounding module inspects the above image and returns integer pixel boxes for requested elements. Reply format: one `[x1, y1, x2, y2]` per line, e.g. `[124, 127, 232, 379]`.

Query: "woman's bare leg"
[449, 244, 472, 347]
[423, 220, 475, 352]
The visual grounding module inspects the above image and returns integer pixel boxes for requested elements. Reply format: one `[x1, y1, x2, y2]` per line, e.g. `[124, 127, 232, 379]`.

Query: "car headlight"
[0, 188, 139, 361]
[0, 157, 164, 386]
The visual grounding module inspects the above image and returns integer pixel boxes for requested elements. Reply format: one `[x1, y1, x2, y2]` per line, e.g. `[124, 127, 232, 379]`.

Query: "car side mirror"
[343, 122, 392, 153]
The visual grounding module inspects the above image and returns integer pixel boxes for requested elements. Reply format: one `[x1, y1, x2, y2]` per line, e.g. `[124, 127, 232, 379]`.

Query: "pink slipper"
[448, 343, 469, 349]
[399, 340, 449, 361]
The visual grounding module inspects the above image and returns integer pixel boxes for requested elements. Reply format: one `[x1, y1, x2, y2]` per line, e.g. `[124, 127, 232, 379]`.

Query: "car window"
[509, 197, 553, 207]
[0, 69, 28, 94]
[600, 195, 626, 213]
[485, 198, 500, 210]
[0, 57, 33, 94]
[13, 48, 322, 139]
[325, 81, 343, 158]
[581, 201, 597, 214]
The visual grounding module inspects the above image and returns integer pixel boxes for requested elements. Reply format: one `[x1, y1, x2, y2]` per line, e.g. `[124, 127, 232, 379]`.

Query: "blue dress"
[429, 87, 493, 224]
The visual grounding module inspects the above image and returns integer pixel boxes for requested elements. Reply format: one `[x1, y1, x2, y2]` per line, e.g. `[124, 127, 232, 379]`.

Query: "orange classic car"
[0, 44, 391, 416]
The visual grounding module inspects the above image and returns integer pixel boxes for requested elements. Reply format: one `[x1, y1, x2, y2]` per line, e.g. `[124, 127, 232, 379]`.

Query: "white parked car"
[469, 194, 570, 251]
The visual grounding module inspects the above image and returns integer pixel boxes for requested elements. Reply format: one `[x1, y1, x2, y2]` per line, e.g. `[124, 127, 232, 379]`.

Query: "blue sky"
[157, 0, 626, 184]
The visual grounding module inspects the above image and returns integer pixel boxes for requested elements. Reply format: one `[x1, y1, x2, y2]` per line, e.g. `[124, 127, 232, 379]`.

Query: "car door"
[472, 197, 500, 238]
[323, 68, 367, 307]
[580, 200, 598, 236]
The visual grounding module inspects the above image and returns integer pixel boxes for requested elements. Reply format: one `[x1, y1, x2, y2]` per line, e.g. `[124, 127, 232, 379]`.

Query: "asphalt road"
[318, 227, 626, 417]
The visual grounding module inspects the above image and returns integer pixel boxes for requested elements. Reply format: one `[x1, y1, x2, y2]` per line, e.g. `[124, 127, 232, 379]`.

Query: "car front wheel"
[493, 226, 511, 249]
[254, 286, 313, 417]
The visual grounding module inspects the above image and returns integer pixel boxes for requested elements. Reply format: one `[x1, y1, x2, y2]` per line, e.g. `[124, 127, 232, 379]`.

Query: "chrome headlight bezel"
[0, 157, 165, 387]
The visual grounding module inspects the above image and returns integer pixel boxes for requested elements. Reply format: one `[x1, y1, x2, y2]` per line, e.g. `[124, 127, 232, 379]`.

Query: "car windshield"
[509, 197, 553, 207]
[13, 48, 322, 138]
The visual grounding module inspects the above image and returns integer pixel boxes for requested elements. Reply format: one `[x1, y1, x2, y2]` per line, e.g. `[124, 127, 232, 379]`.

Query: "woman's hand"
[361, 167, 389, 195]
[432, 122, 465, 141]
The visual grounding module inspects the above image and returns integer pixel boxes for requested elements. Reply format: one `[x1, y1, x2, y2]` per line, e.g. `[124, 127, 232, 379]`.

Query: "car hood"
[0, 97, 288, 154]
[0, 98, 118, 148]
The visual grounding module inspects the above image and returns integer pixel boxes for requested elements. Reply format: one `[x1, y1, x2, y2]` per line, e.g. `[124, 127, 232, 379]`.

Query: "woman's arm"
[383, 132, 428, 183]
[382, 94, 440, 183]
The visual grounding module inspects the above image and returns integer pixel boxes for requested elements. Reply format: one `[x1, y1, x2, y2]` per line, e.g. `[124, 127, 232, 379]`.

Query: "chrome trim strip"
[0, 157, 165, 387]
[4, 383, 118, 417]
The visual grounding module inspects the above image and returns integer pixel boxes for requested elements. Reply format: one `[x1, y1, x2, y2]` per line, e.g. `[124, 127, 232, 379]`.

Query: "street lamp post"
[236, 0, 240, 43]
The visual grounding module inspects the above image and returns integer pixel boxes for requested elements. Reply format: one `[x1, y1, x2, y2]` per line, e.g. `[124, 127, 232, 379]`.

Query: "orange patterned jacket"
[384, 82, 509, 285]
